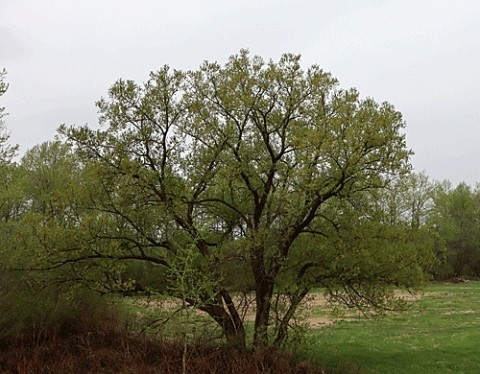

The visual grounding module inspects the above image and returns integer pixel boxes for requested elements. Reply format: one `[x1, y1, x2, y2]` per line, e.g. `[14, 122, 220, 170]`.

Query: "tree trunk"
[220, 288, 247, 350]
[199, 295, 247, 351]
[253, 276, 274, 349]
[250, 242, 279, 349]
[224, 318, 247, 351]
[273, 289, 309, 348]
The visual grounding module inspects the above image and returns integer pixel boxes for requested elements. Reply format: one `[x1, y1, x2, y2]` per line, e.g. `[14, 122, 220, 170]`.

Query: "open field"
[301, 282, 480, 373]
[121, 282, 480, 373]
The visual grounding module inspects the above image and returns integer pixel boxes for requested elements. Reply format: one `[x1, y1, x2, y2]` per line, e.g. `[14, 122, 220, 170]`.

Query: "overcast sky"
[1, 0, 479, 185]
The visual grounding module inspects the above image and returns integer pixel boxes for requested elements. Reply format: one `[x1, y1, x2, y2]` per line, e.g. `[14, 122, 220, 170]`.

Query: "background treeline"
[376, 172, 480, 280]
[431, 182, 480, 279]
[1, 140, 479, 284]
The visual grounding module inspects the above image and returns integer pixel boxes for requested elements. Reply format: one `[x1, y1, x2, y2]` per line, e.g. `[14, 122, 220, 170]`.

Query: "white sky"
[1, 0, 479, 185]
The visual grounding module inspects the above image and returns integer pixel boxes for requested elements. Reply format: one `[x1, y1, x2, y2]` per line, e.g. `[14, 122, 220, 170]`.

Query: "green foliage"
[0, 163, 24, 224]
[431, 182, 480, 279]
[375, 172, 437, 228]
[22, 50, 430, 349]
[0, 69, 18, 164]
[166, 244, 221, 305]
[0, 265, 111, 341]
[6, 142, 83, 263]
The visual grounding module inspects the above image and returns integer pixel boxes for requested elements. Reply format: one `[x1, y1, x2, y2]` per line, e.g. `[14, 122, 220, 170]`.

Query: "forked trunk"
[224, 320, 247, 351]
[199, 292, 247, 351]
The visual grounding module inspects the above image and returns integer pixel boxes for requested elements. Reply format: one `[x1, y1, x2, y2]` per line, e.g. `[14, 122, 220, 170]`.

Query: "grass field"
[3, 282, 478, 373]
[302, 282, 480, 373]
[121, 282, 480, 373]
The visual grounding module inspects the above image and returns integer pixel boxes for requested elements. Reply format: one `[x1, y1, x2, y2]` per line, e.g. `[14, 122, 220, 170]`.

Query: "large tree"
[57, 51, 432, 349]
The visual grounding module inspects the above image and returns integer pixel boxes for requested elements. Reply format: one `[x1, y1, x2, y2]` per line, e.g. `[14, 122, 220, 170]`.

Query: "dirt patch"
[308, 316, 335, 327]
[132, 292, 422, 327]
[444, 310, 477, 315]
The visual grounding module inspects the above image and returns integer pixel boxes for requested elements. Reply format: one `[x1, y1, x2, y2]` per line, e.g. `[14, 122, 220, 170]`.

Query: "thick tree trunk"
[220, 288, 247, 350]
[198, 292, 247, 351]
[250, 242, 281, 349]
[224, 318, 247, 351]
[211, 310, 247, 350]
[253, 276, 275, 349]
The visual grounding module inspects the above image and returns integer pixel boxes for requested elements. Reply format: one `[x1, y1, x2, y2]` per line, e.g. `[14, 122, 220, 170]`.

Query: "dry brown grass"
[0, 335, 329, 374]
[0, 304, 329, 374]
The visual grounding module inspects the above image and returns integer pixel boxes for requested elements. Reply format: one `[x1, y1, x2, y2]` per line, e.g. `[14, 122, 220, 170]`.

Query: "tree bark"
[224, 318, 247, 351]
[273, 289, 309, 348]
[252, 275, 275, 349]
[199, 296, 247, 351]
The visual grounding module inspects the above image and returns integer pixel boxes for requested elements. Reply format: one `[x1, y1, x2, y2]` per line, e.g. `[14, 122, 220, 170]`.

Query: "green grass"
[115, 283, 480, 373]
[302, 282, 480, 373]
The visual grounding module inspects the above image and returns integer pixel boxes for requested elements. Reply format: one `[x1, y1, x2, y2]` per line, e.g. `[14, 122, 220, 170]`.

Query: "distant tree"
[7, 142, 97, 281]
[56, 51, 433, 349]
[376, 172, 437, 228]
[0, 142, 109, 342]
[431, 182, 480, 279]
[0, 165, 24, 225]
[0, 69, 18, 164]
[0, 70, 22, 260]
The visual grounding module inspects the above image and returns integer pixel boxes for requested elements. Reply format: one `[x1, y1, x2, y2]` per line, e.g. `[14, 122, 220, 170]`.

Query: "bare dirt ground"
[133, 292, 375, 327]
[133, 290, 424, 328]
